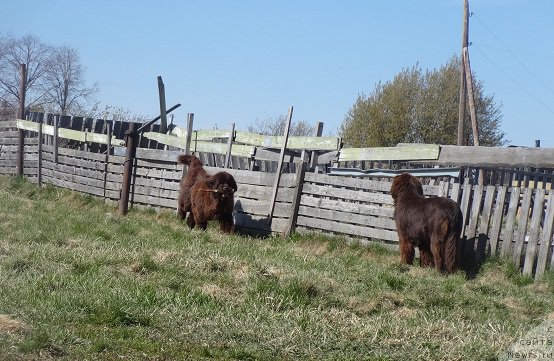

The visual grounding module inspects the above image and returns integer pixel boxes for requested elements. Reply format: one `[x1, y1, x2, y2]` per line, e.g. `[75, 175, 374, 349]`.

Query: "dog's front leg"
[186, 213, 196, 229]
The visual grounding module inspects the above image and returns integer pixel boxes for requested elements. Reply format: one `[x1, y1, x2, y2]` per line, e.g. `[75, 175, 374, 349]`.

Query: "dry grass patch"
[0, 315, 25, 334]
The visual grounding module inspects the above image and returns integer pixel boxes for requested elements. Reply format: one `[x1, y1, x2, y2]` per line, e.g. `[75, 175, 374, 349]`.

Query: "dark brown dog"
[189, 171, 237, 233]
[390, 173, 463, 274]
[177, 154, 208, 221]
[176, 154, 237, 233]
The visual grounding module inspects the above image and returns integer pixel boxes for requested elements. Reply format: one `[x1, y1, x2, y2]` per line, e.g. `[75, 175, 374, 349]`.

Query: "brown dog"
[390, 173, 463, 274]
[177, 154, 208, 221]
[189, 171, 237, 233]
[177, 154, 237, 233]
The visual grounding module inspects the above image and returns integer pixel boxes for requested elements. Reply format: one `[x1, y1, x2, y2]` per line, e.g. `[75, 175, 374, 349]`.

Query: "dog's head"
[206, 172, 237, 200]
[390, 173, 424, 203]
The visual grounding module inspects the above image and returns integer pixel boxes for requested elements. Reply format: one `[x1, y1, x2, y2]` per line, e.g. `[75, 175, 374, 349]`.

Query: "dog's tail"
[177, 154, 194, 165]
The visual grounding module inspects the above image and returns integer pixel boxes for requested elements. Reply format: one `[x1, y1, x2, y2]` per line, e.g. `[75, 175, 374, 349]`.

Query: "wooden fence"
[1, 119, 554, 280]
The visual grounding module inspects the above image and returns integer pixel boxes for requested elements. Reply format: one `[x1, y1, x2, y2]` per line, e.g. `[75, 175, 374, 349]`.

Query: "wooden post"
[267, 106, 293, 221]
[284, 150, 307, 237]
[224, 123, 235, 168]
[157, 76, 168, 134]
[16, 63, 27, 176]
[54, 115, 59, 164]
[37, 119, 43, 186]
[310, 121, 324, 173]
[118, 122, 137, 216]
[535, 194, 554, 280]
[457, 0, 469, 146]
[463, 48, 479, 146]
[103, 122, 112, 199]
[180, 113, 194, 179]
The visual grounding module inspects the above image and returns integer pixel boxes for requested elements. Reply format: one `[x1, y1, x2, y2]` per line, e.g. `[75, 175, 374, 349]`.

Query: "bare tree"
[43, 46, 98, 115]
[248, 114, 315, 136]
[0, 34, 54, 110]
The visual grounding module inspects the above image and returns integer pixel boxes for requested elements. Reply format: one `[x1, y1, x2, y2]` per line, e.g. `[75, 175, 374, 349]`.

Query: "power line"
[473, 44, 554, 115]
[473, 14, 554, 96]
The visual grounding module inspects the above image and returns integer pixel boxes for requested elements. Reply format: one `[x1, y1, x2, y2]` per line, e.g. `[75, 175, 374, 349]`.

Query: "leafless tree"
[248, 114, 315, 136]
[43, 46, 98, 115]
[0, 34, 53, 109]
[0, 34, 97, 116]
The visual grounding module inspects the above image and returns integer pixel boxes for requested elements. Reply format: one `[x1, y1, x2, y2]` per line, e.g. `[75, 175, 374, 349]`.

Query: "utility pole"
[457, 0, 469, 146]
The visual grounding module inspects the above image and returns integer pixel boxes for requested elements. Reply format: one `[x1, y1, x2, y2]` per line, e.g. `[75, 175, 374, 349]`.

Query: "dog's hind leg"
[443, 232, 459, 274]
[419, 246, 434, 267]
[399, 236, 415, 265]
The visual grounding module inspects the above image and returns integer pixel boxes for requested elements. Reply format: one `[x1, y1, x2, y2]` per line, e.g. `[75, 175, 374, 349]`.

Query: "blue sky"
[2, 1, 553, 146]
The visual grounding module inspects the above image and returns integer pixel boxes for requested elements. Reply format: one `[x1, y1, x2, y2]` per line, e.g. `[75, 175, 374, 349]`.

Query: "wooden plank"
[489, 186, 508, 255]
[235, 184, 294, 202]
[43, 160, 107, 181]
[132, 184, 179, 200]
[42, 168, 106, 189]
[170, 127, 231, 140]
[234, 131, 340, 151]
[500, 187, 522, 258]
[477, 186, 495, 238]
[42, 153, 106, 171]
[268, 107, 293, 220]
[302, 183, 393, 205]
[459, 182, 472, 236]
[17, 119, 124, 146]
[234, 213, 288, 234]
[300, 194, 395, 218]
[298, 205, 396, 230]
[142, 132, 255, 157]
[513, 188, 533, 267]
[435, 145, 554, 168]
[522, 189, 545, 276]
[338, 144, 440, 162]
[450, 182, 461, 203]
[304, 172, 443, 197]
[129, 193, 175, 208]
[131, 176, 180, 191]
[42, 175, 105, 197]
[0, 121, 17, 129]
[296, 215, 398, 242]
[536, 193, 554, 279]
[43, 144, 108, 162]
[284, 154, 306, 236]
[235, 198, 291, 218]
[465, 185, 483, 239]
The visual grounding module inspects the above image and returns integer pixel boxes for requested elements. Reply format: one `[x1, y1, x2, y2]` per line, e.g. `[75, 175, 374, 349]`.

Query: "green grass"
[0, 175, 553, 360]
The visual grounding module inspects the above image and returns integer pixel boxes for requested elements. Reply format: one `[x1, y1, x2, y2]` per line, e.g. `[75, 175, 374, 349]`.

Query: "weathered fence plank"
[523, 189, 545, 276]
[500, 187, 521, 257]
[536, 193, 554, 279]
[513, 188, 533, 267]
[489, 186, 508, 255]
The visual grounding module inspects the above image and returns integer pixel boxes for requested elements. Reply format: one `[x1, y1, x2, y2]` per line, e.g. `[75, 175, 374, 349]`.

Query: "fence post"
[118, 122, 137, 216]
[16, 63, 27, 177]
[103, 122, 112, 199]
[37, 119, 43, 186]
[267, 106, 293, 221]
[310, 121, 324, 173]
[284, 150, 307, 237]
[54, 115, 59, 164]
[224, 123, 235, 168]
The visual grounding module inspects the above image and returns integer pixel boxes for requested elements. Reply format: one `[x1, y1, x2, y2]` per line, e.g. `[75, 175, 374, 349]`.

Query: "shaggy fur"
[390, 173, 463, 274]
[177, 154, 237, 233]
[189, 172, 237, 233]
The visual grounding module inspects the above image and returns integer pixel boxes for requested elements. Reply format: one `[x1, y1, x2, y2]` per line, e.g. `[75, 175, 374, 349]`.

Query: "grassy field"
[0, 176, 553, 360]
